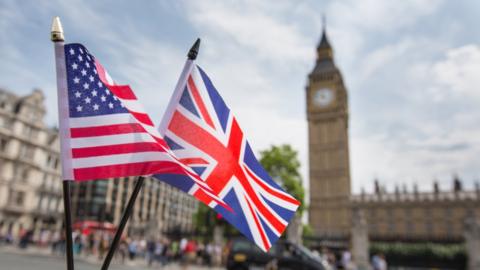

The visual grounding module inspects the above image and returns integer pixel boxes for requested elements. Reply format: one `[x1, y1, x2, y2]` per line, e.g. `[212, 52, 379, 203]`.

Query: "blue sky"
[2, 0, 480, 195]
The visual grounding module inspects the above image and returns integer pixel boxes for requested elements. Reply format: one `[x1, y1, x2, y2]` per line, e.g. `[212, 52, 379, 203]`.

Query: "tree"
[259, 144, 305, 214]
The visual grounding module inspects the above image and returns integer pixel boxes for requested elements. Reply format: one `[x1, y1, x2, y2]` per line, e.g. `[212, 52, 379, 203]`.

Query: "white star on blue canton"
[100, 95, 106, 102]
[78, 55, 83, 62]
[69, 48, 75, 55]
[81, 69, 87, 76]
[72, 63, 78, 70]
[83, 83, 89, 89]
[79, 48, 84, 54]
[105, 89, 110, 95]
[93, 69, 97, 74]
[93, 104, 99, 111]
[76, 105, 82, 112]
[74, 91, 81, 98]
[86, 62, 90, 68]
[87, 55, 91, 61]
[108, 102, 114, 109]
[91, 90, 98, 97]
[89, 75, 94, 82]
[85, 97, 91, 104]
[73, 77, 80, 84]
[97, 81, 102, 87]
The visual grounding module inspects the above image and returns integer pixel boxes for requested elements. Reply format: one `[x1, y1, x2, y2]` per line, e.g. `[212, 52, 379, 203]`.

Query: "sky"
[1, 0, 480, 196]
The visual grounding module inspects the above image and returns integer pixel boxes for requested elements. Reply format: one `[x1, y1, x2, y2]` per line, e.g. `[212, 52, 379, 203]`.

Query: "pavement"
[0, 245, 221, 270]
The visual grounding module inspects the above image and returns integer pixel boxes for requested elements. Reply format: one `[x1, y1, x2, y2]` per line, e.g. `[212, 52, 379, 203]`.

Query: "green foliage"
[193, 203, 241, 237]
[259, 144, 305, 214]
[302, 224, 314, 237]
[193, 144, 305, 237]
[370, 242, 466, 262]
[193, 203, 216, 235]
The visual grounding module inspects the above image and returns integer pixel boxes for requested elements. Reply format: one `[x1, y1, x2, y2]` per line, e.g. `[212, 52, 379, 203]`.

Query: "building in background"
[307, 28, 480, 246]
[307, 26, 351, 239]
[351, 179, 480, 242]
[0, 89, 63, 238]
[0, 88, 197, 241]
[70, 177, 197, 237]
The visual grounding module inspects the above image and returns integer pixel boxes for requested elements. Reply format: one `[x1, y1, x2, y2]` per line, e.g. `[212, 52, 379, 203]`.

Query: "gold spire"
[51, 16, 64, 42]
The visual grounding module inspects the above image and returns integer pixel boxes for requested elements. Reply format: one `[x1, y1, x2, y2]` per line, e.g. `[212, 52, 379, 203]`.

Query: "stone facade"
[70, 176, 197, 236]
[0, 88, 197, 240]
[0, 88, 63, 238]
[351, 184, 480, 241]
[307, 29, 480, 243]
[307, 28, 351, 238]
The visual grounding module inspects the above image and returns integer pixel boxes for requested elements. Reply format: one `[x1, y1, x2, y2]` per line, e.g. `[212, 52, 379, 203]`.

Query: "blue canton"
[64, 43, 128, 118]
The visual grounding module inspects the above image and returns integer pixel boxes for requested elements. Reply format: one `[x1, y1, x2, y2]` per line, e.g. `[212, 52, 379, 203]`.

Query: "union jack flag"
[159, 63, 300, 251]
[57, 43, 228, 209]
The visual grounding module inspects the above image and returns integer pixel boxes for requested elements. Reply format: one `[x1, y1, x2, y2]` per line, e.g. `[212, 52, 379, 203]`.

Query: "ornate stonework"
[307, 28, 351, 237]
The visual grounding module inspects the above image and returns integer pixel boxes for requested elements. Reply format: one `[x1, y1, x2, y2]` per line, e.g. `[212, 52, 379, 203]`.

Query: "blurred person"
[170, 240, 179, 261]
[155, 238, 167, 266]
[196, 241, 205, 265]
[5, 230, 14, 244]
[139, 237, 147, 258]
[19, 229, 33, 249]
[129, 239, 138, 260]
[180, 237, 187, 251]
[181, 239, 197, 269]
[98, 234, 109, 260]
[341, 250, 352, 269]
[327, 251, 337, 270]
[118, 239, 128, 264]
[205, 242, 213, 266]
[372, 253, 387, 270]
[146, 238, 156, 266]
[73, 232, 82, 255]
[86, 233, 96, 257]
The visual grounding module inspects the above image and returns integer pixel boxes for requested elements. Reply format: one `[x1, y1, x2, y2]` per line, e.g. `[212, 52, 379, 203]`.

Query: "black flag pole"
[51, 16, 75, 270]
[188, 38, 201, 60]
[159, 38, 200, 135]
[101, 176, 145, 270]
[62, 182, 74, 270]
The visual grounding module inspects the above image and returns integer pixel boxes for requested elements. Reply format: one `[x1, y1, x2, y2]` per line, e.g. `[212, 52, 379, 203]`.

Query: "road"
[0, 247, 218, 270]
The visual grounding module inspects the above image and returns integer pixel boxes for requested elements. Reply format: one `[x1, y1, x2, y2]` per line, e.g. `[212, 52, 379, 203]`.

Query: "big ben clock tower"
[307, 26, 351, 237]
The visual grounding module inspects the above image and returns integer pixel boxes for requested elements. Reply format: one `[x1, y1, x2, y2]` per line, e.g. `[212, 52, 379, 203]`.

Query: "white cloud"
[431, 45, 480, 99]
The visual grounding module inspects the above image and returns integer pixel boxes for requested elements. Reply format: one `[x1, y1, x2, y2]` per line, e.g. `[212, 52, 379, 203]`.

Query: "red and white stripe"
[61, 59, 229, 210]
[162, 65, 300, 251]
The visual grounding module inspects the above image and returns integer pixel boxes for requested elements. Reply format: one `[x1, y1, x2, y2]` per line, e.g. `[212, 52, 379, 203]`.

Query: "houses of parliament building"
[307, 27, 480, 243]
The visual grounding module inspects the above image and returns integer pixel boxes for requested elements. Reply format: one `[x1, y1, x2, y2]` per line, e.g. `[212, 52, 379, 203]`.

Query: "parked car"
[226, 237, 331, 270]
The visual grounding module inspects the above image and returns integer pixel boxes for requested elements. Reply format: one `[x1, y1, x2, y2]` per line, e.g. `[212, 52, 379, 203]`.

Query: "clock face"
[313, 88, 334, 107]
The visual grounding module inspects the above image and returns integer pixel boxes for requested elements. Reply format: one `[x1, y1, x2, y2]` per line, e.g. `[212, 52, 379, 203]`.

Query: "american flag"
[159, 64, 300, 251]
[60, 43, 229, 209]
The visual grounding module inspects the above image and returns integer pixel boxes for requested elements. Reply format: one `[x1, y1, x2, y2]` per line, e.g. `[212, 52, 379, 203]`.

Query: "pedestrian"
[73, 233, 82, 255]
[118, 239, 128, 264]
[146, 238, 156, 266]
[372, 253, 387, 270]
[128, 239, 138, 260]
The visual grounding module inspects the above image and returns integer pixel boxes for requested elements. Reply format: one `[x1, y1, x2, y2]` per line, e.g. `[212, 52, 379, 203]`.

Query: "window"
[19, 144, 35, 160]
[0, 137, 7, 151]
[9, 190, 25, 206]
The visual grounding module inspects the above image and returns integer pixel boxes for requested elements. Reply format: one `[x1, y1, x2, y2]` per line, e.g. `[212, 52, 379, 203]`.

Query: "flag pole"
[51, 16, 75, 270]
[102, 38, 201, 270]
[101, 176, 145, 270]
[158, 38, 200, 135]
